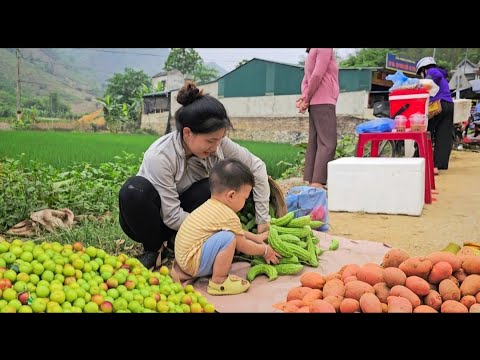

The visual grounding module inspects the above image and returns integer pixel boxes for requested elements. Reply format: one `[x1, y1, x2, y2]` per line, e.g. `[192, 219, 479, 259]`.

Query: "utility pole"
[16, 48, 21, 122]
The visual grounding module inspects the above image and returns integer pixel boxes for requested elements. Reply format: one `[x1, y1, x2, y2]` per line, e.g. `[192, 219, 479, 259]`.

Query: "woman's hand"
[257, 223, 270, 235]
[295, 96, 304, 109]
[299, 99, 309, 114]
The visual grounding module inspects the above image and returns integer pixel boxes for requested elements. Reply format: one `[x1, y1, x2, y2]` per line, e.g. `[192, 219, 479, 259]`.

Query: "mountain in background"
[206, 62, 228, 77]
[0, 48, 227, 116]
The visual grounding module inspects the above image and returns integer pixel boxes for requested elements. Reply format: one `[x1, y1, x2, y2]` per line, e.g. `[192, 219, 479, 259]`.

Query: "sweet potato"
[398, 256, 433, 279]
[301, 289, 323, 306]
[427, 261, 453, 284]
[383, 248, 410, 268]
[343, 276, 357, 284]
[387, 296, 413, 313]
[309, 299, 336, 313]
[405, 276, 431, 296]
[424, 290, 442, 311]
[453, 268, 467, 282]
[272, 299, 304, 311]
[339, 298, 360, 313]
[381, 303, 388, 313]
[325, 273, 342, 282]
[322, 279, 345, 298]
[299, 273, 325, 290]
[413, 305, 438, 313]
[287, 286, 312, 301]
[355, 265, 384, 286]
[389, 285, 421, 308]
[457, 246, 478, 258]
[469, 304, 480, 313]
[383, 267, 407, 287]
[476, 292, 480, 303]
[425, 252, 461, 272]
[448, 276, 459, 288]
[284, 302, 300, 313]
[323, 295, 343, 312]
[438, 279, 461, 302]
[459, 274, 480, 296]
[297, 306, 310, 313]
[441, 300, 468, 313]
[337, 264, 349, 275]
[344, 280, 375, 301]
[341, 264, 360, 281]
[460, 295, 476, 309]
[461, 256, 480, 275]
[373, 282, 390, 304]
[359, 293, 382, 313]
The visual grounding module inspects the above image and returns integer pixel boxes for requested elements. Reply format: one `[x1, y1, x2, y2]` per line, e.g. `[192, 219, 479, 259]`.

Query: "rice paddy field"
[0, 131, 299, 179]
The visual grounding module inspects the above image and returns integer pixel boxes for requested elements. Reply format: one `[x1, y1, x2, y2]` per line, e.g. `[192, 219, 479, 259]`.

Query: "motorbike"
[454, 109, 480, 150]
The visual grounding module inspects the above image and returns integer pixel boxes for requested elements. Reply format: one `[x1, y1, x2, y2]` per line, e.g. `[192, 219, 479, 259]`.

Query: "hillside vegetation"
[0, 48, 171, 115]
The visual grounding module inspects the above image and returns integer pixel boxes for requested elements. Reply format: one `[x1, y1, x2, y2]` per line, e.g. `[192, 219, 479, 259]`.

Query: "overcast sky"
[195, 48, 358, 71]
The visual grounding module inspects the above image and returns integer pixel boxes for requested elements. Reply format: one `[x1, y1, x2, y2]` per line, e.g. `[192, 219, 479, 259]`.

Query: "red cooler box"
[389, 88, 429, 128]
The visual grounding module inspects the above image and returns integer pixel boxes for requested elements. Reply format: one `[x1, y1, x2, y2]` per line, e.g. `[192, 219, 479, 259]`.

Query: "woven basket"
[268, 177, 287, 218]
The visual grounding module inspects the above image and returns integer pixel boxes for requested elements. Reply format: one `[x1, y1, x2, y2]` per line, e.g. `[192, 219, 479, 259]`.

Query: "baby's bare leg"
[211, 237, 236, 284]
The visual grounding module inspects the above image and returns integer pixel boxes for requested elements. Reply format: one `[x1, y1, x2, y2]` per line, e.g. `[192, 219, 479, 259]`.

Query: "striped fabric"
[175, 198, 244, 276]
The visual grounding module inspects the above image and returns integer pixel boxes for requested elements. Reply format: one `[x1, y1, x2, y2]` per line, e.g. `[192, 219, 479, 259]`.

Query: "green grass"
[0, 131, 299, 179]
[0, 131, 157, 167]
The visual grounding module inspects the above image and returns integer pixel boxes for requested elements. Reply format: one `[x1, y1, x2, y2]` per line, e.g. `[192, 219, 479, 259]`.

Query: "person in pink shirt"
[296, 48, 339, 189]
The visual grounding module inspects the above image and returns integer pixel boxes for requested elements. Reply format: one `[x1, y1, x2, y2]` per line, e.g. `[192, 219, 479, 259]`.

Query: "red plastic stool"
[355, 131, 435, 204]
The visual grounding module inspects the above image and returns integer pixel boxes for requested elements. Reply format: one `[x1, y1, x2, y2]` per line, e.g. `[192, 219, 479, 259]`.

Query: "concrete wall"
[152, 70, 185, 92]
[141, 112, 169, 134]
[152, 84, 370, 142]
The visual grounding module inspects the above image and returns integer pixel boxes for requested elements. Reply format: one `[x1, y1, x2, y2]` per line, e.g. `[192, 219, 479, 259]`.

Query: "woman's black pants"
[118, 176, 210, 252]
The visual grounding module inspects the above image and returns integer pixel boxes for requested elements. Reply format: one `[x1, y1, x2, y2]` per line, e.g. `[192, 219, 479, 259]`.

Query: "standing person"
[296, 48, 339, 189]
[175, 159, 280, 295]
[118, 81, 272, 269]
[416, 57, 454, 175]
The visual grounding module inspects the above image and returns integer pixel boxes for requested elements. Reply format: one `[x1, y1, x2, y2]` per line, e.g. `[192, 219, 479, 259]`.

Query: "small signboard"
[385, 53, 417, 75]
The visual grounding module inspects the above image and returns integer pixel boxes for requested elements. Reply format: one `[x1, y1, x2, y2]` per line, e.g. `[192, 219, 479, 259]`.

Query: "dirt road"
[277, 150, 480, 257]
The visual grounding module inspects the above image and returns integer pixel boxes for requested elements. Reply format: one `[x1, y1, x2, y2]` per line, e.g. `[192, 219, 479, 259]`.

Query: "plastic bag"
[419, 79, 439, 97]
[355, 118, 395, 134]
[386, 71, 420, 91]
[285, 186, 329, 232]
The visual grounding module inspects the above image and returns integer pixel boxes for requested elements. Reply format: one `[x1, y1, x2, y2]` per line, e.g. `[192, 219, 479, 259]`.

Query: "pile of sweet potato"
[273, 248, 480, 313]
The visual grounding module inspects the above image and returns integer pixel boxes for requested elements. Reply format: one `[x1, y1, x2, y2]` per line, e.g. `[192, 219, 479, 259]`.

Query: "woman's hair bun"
[176, 81, 203, 106]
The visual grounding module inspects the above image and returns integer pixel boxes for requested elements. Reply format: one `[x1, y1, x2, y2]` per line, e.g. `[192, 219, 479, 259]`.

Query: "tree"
[340, 48, 480, 74]
[340, 48, 391, 68]
[164, 48, 218, 83]
[102, 68, 153, 132]
[104, 67, 151, 106]
[164, 48, 201, 75]
[236, 59, 250, 68]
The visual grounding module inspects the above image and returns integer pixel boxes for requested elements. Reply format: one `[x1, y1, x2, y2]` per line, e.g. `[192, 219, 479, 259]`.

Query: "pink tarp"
[175, 232, 392, 313]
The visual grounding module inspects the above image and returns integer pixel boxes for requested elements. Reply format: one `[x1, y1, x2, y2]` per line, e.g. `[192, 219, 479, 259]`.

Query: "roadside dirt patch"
[277, 150, 480, 257]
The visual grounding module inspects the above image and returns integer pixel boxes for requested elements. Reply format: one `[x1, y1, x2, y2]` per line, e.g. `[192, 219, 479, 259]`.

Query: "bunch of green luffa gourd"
[246, 211, 339, 282]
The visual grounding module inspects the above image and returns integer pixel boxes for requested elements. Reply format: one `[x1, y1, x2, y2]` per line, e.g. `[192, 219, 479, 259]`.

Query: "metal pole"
[16, 48, 21, 122]
[433, 48, 436, 58]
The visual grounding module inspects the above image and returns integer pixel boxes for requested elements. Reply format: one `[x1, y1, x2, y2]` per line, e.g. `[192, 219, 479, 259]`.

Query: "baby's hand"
[264, 245, 281, 265]
[257, 231, 269, 243]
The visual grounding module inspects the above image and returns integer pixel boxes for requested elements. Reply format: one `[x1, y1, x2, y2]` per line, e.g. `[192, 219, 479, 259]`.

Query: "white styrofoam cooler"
[327, 157, 425, 216]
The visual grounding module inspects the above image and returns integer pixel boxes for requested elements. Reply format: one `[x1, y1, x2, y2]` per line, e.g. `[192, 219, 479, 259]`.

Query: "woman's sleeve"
[305, 48, 332, 103]
[142, 153, 188, 231]
[220, 138, 271, 224]
[301, 73, 308, 98]
[426, 68, 443, 86]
